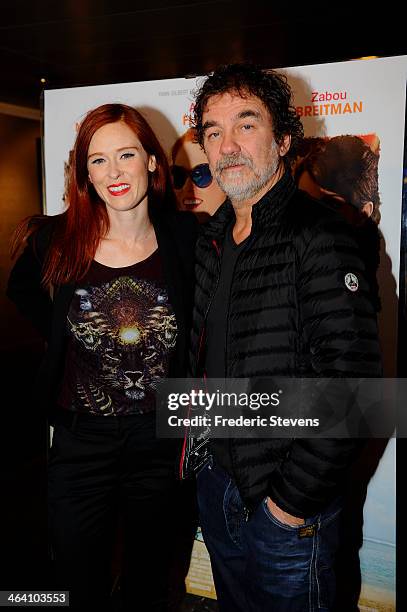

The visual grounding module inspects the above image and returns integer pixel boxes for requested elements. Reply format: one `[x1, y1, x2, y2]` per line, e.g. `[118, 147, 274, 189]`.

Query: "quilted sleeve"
[7, 230, 53, 341]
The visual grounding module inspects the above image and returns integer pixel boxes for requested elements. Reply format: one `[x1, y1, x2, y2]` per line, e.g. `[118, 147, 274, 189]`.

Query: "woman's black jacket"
[7, 210, 199, 421]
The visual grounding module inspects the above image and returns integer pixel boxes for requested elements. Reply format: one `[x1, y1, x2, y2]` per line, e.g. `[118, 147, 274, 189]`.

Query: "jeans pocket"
[261, 498, 315, 532]
[223, 480, 245, 549]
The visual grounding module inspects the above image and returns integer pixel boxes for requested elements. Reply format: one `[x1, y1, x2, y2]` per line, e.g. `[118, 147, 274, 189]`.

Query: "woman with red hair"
[8, 104, 198, 611]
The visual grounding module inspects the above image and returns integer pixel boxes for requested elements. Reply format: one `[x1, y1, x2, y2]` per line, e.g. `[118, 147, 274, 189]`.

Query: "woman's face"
[87, 121, 156, 215]
[172, 138, 225, 216]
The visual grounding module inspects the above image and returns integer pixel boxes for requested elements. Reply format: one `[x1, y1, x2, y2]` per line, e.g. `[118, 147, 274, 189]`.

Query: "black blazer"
[7, 210, 199, 418]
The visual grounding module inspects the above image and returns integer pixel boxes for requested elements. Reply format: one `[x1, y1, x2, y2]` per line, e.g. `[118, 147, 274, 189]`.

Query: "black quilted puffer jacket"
[182, 171, 382, 518]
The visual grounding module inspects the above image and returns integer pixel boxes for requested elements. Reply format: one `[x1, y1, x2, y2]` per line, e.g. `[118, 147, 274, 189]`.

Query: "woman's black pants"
[48, 410, 196, 611]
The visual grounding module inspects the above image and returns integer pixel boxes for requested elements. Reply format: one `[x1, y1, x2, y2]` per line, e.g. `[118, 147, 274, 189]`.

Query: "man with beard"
[181, 64, 382, 611]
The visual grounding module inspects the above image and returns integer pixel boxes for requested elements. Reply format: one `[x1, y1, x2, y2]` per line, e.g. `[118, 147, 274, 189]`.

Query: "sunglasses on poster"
[171, 163, 213, 189]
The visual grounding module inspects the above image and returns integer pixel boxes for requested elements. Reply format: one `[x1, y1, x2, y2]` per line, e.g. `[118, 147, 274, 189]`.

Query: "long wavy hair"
[11, 103, 176, 286]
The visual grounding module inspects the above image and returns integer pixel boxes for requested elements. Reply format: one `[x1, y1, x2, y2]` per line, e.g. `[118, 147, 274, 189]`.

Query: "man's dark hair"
[193, 63, 304, 166]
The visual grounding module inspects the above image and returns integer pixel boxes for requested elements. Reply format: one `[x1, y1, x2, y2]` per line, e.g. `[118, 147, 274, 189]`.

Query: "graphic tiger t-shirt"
[58, 249, 177, 416]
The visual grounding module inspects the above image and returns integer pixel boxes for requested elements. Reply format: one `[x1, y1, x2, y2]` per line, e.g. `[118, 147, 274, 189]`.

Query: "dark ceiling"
[1, 1, 406, 109]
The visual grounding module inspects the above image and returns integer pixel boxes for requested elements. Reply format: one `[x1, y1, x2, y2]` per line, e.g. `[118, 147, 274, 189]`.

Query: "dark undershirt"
[205, 223, 249, 474]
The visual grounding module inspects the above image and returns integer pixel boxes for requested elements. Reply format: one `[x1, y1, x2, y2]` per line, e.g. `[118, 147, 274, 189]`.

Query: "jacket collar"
[203, 170, 297, 240]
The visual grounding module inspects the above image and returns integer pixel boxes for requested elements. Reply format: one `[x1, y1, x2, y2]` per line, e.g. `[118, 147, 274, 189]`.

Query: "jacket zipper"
[224, 231, 255, 521]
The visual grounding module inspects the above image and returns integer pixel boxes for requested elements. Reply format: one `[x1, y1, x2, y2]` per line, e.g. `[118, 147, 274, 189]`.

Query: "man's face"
[201, 91, 290, 205]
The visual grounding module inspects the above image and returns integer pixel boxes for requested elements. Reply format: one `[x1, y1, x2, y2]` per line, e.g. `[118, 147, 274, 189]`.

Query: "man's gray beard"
[213, 147, 280, 205]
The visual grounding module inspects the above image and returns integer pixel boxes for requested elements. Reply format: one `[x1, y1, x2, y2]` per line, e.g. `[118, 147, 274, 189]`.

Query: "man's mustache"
[215, 154, 253, 173]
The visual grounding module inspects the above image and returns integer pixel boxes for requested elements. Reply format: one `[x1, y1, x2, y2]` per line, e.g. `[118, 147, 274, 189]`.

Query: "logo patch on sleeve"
[344, 272, 359, 292]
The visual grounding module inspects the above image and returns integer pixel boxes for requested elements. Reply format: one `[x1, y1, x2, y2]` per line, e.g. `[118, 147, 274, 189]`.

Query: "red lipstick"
[107, 183, 131, 196]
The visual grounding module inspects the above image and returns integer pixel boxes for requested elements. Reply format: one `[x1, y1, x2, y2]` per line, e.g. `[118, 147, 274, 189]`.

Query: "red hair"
[12, 103, 176, 286]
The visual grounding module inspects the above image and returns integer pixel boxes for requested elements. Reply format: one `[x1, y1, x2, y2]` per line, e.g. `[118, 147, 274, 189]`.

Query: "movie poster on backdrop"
[43, 55, 407, 611]
[282, 57, 405, 611]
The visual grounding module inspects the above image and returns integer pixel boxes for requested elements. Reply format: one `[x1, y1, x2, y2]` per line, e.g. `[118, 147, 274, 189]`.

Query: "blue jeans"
[197, 459, 342, 612]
